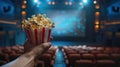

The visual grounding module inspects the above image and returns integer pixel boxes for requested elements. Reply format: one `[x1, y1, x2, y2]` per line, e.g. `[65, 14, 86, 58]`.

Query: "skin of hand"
[24, 41, 51, 58]
[1, 41, 51, 67]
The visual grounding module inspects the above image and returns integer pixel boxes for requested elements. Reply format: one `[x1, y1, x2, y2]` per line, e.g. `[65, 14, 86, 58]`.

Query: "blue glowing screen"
[37, 9, 86, 37]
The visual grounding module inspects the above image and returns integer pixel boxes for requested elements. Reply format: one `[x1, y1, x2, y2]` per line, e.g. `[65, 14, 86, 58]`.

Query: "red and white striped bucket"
[25, 28, 51, 45]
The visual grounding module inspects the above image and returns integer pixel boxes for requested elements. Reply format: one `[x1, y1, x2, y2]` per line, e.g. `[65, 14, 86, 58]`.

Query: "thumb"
[31, 42, 51, 57]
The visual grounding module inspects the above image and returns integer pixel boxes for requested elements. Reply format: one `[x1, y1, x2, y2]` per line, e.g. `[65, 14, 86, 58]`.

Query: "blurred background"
[0, 0, 120, 67]
[0, 0, 120, 46]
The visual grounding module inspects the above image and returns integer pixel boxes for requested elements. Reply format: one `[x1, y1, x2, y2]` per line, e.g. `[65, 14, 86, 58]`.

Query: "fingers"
[24, 40, 51, 58]
[30, 42, 51, 57]
[24, 40, 36, 53]
[41, 42, 51, 49]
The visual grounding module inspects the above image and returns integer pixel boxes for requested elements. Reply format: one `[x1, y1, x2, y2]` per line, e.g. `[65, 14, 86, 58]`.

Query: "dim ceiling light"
[95, 12, 100, 16]
[52, 2, 55, 5]
[95, 21, 99, 25]
[97, 12, 100, 15]
[83, 0, 87, 3]
[48, 2, 51, 5]
[95, 5, 100, 9]
[22, 5, 26, 9]
[21, 11, 26, 16]
[95, 25, 99, 29]
[79, 2, 82, 5]
[69, 2, 72, 5]
[65, 2, 68, 5]
[93, 0, 97, 4]
[34, 0, 38, 3]
[24, 1, 27, 4]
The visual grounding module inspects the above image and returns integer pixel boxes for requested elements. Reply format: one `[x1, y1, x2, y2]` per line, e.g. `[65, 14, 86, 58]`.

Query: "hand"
[1, 41, 51, 67]
[24, 40, 51, 58]
[24, 40, 51, 53]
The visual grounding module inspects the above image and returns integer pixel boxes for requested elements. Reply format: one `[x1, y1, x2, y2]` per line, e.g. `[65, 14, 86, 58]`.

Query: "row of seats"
[63, 45, 120, 53]
[0, 45, 24, 65]
[0, 45, 58, 67]
[75, 59, 117, 67]
[62, 45, 120, 67]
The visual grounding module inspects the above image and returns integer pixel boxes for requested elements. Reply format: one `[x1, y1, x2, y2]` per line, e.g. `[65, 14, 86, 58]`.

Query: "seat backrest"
[78, 50, 88, 54]
[95, 60, 116, 67]
[96, 54, 110, 60]
[39, 54, 52, 67]
[82, 53, 95, 60]
[96, 47, 104, 51]
[39, 53, 52, 60]
[68, 54, 81, 67]
[68, 54, 81, 59]
[36, 60, 44, 67]
[90, 50, 101, 54]
[110, 53, 120, 61]
[75, 60, 93, 67]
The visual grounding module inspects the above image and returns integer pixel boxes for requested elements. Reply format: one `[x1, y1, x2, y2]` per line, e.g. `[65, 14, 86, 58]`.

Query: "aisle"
[54, 48, 66, 67]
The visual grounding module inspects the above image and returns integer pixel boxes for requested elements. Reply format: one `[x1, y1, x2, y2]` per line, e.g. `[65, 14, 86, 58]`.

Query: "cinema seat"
[81, 53, 95, 60]
[16, 49, 24, 54]
[104, 47, 111, 51]
[11, 46, 19, 51]
[75, 60, 93, 67]
[95, 60, 116, 67]
[65, 50, 76, 54]
[118, 62, 120, 67]
[1, 47, 11, 53]
[0, 53, 9, 62]
[67, 54, 80, 67]
[45, 51, 55, 59]
[36, 60, 44, 67]
[96, 47, 104, 51]
[39, 53, 53, 67]
[112, 47, 120, 53]
[110, 54, 120, 62]
[78, 50, 88, 55]
[102, 50, 112, 54]
[90, 50, 101, 55]
[65, 51, 77, 59]
[66, 51, 77, 55]
[0, 60, 6, 66]
[95, 54, 110, 60]
[86, 46, 96, 51]
[9, 53, 21, 61]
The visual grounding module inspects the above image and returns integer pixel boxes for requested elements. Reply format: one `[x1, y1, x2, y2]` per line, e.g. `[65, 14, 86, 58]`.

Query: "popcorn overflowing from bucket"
[22, 14, 54, 45]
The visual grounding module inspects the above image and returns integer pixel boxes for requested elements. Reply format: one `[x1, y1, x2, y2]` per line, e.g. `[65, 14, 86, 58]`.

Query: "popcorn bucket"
[25, 27, 51, 45]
